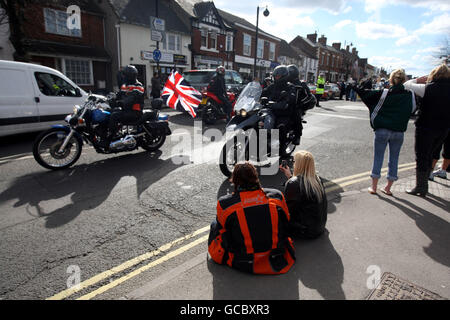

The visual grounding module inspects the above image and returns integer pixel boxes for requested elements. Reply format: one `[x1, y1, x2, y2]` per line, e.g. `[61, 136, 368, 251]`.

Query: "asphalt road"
[0, 99, 418, 300]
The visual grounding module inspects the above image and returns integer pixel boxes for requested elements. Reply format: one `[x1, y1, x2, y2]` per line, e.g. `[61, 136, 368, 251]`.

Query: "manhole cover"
[367, 273, 447, 300]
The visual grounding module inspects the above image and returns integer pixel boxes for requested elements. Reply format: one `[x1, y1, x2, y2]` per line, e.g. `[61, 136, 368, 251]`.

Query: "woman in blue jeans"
[356, 69, 416, 195]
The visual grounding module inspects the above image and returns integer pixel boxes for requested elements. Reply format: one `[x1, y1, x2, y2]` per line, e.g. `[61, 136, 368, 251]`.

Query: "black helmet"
[287, 65, 300, 82]
[272, 65, 289, 85]
[123, 65, 138, 84]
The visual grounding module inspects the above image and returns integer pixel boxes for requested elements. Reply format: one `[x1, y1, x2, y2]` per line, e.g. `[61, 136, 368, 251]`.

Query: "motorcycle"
[33, 95, 171, 170]
[219, 81, 304, 177]
[200, 87, 239, 125]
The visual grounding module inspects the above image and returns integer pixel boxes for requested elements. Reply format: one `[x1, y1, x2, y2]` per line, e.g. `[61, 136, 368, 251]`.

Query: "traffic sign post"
[153, 49, 161, 62]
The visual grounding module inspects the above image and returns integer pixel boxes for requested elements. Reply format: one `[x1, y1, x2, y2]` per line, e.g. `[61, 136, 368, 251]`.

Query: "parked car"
[0, 60, 100, 137]
[308, 84, 330, 100]
[325, 83, 341, 100]
[183, 69, 244, 92]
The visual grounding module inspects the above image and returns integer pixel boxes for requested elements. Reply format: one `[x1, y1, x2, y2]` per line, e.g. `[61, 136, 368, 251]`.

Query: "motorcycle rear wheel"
[33, 128, 83, 170]
[202, 103, 217, 125]
[140, 132, 166, 152]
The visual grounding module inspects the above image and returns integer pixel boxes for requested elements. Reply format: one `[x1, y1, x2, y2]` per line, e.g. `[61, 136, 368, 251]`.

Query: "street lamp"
[253, 6, 270, 80]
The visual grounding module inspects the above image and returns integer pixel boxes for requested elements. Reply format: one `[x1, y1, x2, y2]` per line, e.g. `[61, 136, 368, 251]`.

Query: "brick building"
[306, 33, 344, 83]
[218, 8, 281, 80]
[289, 36, 319, 83]
[189, 2, 235, 70]
[20, 0, 110, 93]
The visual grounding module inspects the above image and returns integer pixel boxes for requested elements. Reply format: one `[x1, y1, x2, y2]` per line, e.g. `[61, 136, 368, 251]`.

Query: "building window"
[257, 39, 264, 59]
[226, 33, 233, 52]
[209, 31, 217, 49]
[269, 42, 275, 61]
[163, 34, 181, 52]
[243, 33, 251, 56]
[44, 8, 81, 37]
[201, 29, 208, 47]
[64, 59, 92, 86]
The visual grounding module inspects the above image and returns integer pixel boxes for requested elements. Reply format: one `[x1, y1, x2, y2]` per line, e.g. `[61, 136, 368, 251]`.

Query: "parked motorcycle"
[219, 82, 303, 177]
[200, 87, 239, 125]
[33, 95, 171, 170]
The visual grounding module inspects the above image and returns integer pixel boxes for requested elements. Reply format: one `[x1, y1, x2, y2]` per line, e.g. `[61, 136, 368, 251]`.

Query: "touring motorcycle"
[33, 95, 171, 170]
[219, 81, 306, 177]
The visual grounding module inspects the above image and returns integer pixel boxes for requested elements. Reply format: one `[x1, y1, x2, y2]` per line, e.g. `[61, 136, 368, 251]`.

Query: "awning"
[23, 39, 111, 62]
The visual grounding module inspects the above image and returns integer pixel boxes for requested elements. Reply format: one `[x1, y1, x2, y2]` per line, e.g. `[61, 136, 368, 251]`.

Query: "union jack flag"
[161, 71, 202, 118]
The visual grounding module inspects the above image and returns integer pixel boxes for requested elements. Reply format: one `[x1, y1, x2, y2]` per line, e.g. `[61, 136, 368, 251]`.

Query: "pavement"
[115, 172, 450, 301]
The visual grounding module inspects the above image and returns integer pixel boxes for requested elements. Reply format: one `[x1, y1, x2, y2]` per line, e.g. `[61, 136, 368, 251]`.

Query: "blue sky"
[211, 0, 450, 77]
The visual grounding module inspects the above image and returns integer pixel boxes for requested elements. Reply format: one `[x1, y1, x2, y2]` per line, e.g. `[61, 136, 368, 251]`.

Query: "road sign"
[151, 30, 165, 42]
[153, 49, 162, 62]
[150, 16, 165, 31]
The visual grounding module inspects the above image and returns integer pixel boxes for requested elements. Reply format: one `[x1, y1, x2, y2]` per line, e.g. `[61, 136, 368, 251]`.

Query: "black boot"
[406, 170, 429, 197]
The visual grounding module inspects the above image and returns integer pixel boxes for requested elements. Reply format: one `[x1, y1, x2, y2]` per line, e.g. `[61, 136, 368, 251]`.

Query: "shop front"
[193, 55, 224, 70]
[141, 50, 189, 87]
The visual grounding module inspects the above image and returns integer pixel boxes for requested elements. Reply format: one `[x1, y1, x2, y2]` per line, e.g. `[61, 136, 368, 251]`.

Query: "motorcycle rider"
[287, 64, 315, 145]
[261, 65, 297, 154]
[207, 66, 232, 121]
[102, 65, 144, 149]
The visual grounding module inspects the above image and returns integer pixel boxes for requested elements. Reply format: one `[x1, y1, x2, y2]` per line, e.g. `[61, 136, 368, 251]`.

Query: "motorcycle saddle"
[121, 111, 158, 126]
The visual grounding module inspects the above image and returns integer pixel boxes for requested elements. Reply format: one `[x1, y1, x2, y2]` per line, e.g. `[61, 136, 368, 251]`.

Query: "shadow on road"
[0, 150, 188, 229]
[379, 196, 450, 268]
[207, 230, 345, 300]
[0, 132, 41, 158]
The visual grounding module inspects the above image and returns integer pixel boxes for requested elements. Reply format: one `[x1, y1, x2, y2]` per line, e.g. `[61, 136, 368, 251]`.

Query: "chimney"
[346, 45, 350, 52]
[352, 47, 357, 55]
[318, 35, 327, 46]
[307, 33, 317, 43]
[332, 42, 341, 50]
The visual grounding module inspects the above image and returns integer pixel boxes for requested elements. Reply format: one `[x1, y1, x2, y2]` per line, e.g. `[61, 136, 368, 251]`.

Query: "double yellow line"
[47, 162, 417, 300]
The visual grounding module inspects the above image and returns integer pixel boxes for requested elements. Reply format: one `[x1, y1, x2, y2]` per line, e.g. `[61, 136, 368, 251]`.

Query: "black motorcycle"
[33, 95, 171, 170]
[219, 82, 303, 177]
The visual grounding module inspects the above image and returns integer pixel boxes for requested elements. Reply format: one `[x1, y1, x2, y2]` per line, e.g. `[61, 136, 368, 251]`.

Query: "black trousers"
[218, 95, 233, 118]
[315, 94, 322, 106]
[415, 127, 450, 172]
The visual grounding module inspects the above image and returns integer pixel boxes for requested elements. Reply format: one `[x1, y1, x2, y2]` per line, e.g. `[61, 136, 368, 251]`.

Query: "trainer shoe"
[432, 169, 447, 179]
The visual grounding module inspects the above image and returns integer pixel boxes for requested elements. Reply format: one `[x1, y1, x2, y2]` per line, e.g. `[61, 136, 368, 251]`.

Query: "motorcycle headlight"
[73, 105, 82, 115]
[240, 109, 247, 117]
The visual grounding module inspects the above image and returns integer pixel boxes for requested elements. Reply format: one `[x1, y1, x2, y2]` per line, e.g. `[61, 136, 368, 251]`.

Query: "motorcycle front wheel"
[33, 127, 83, 170]
[219, 136, 249, 177]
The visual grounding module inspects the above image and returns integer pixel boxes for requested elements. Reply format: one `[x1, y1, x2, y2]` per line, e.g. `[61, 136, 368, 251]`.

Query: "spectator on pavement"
[279, 151, 328, 239]
[151, 73, 162, 99]
[208, 162, 295, 275]
[404, 64, 450, 196]
[429, 133, 450, 181]
[356, 68, 416, 196]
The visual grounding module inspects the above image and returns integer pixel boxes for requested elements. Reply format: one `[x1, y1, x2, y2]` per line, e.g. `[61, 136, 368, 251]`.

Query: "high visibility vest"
[208, 188, 296, 275]
[316, 77, 325, 95]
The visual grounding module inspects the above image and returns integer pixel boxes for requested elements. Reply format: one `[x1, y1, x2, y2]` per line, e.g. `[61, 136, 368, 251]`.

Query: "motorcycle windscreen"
[233, 81, 262, 113]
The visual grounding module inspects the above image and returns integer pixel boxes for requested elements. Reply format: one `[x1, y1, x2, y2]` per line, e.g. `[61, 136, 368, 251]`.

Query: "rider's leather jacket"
[113, 80, 145, 113]
[261, 82, 297, 117]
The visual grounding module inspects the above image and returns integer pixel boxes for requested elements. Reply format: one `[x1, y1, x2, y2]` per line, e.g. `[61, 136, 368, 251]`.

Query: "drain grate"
[367, 272, 447, 300]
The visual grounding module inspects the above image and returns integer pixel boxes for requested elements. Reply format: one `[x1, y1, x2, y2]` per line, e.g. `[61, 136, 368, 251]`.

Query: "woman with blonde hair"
[404, 64, 450, 196]
[355, 68, 416, 196]
[279, 151, 327, 239]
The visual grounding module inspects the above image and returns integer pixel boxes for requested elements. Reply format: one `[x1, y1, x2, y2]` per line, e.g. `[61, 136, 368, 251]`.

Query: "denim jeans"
[371, 128, 405, 181]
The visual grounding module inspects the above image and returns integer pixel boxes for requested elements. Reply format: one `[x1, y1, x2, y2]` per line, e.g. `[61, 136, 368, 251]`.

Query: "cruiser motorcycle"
[33, 95, 171, 170]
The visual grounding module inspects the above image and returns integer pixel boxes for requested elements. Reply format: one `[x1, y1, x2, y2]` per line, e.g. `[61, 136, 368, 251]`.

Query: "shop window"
[64, 59, 92, 86]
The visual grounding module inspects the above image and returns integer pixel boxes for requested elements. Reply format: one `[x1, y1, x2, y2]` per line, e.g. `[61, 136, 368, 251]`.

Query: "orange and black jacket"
[208, 188, 296, 275]
[117, 81, 145, 112]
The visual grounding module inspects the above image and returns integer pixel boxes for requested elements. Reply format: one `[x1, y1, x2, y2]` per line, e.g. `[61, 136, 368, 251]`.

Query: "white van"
[0, 60, 90, 137]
